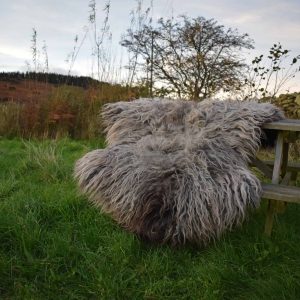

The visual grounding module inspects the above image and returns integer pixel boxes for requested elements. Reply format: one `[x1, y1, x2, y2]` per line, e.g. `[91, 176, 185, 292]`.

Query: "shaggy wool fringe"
[74, 98, 284, 246]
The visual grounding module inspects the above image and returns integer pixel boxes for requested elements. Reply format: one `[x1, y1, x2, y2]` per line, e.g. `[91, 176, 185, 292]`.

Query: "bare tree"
[65, 27, 89, 76]
[88, 0, 111, 82]
[26, 27, 43, 84]
[121, 15, 254, 100]
[31, 27, 38, 74]
[121, 0, 153, 87]
[42, 40, 49, 73]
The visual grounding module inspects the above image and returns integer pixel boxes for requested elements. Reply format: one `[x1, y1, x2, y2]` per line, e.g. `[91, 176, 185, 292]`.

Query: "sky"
[0, 0, 299, 91]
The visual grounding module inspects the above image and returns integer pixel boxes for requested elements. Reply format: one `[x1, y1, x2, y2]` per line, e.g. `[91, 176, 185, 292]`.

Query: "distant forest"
[0, 72, 105, 89]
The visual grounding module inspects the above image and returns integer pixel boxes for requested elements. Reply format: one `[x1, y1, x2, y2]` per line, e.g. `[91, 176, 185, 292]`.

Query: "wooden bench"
[262, 183, 300, 204]
[255, 119, 300, 235]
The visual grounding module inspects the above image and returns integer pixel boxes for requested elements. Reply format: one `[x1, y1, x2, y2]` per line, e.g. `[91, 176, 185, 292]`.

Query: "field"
[0, 138, 299, 299]
[0, 78, 140, 140]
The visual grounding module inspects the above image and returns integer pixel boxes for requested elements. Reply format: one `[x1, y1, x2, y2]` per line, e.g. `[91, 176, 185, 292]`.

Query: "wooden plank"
[262, 183, 300, 204]
[263, 119, 300, 131]
[262, 161, 300, 173]
[272, 132, 284, 184]
[265, 200, 276, 236]
[281, 172, 292, 185]
[260, 121, 300, 235]
[251, 157, 273, 179]
[276, 143, 290, 212]
[281, 143, 289, 176]
[276, 172, 292, 213]
[265, 132, 284, 236]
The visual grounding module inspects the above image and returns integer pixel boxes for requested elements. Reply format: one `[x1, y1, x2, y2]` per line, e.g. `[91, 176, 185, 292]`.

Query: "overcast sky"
[1, 0, 299, 90]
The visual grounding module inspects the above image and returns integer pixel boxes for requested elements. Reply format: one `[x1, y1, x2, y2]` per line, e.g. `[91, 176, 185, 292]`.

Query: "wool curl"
[74, 98, 284, 246]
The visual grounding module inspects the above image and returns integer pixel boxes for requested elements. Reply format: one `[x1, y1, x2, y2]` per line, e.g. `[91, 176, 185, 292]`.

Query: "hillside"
[0, 80, 54, 104]
[0, 72, 114, 104]
[1, 71, 298, 140]
[0, 72, 102, 89]
[0, 72, 139, 139]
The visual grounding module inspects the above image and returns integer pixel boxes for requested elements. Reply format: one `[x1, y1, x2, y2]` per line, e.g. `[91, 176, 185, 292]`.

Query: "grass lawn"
[0, 138, 299, 299]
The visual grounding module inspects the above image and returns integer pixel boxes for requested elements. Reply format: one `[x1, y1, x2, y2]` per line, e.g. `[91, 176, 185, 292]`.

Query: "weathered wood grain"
[263, 119, 300, 131]
[262, 183, 300, 204]
[262, 161, 300, 173]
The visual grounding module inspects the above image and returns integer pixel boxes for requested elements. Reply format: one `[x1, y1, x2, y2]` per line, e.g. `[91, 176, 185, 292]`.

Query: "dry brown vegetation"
[0, 78, 141, 139]
[0, 76, 299, 140]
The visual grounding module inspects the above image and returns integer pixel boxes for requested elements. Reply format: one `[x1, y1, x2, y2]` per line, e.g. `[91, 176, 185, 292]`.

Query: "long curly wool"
[74, 98, 283, 246]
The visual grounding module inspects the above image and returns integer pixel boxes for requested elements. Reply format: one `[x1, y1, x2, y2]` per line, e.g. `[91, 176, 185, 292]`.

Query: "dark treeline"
[0, 72, 104, 89]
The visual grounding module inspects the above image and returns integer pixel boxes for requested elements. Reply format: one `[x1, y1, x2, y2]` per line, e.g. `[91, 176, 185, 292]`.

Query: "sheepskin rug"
[74, 98, 283, 246]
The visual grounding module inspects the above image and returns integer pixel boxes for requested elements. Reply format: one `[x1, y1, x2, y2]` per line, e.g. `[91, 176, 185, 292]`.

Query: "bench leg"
[276, 142, 289, 214]
[264, 132, 285, 236]
[265, 200, 277, 235]
[277, 171, 299, 214]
